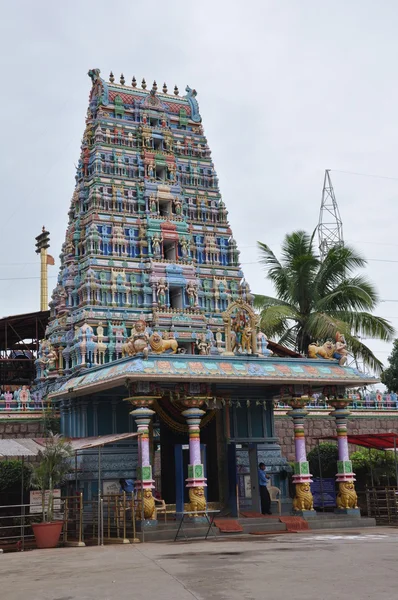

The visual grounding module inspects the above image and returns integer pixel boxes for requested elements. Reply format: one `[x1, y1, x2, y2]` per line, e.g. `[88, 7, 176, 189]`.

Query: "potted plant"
[30, 433, 73, 549]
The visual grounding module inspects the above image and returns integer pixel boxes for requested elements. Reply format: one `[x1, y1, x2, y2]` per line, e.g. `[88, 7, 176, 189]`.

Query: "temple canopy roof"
[48, 354, 378, 400]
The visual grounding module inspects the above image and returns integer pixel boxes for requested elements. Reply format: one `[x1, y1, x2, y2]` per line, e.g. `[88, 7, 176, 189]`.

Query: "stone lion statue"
[292, 482, 314, 511]
[136, 489, 156, 520]
[149, 332, 178, 354]
[336, 481, 358, 509]
[189, 486, 206, 516]
[122, 320, 149, 359]
[308, 340, 335, 360]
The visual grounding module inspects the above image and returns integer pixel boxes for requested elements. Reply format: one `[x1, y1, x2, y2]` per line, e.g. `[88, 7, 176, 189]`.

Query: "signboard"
[311, 478, 336, 508]
[244, 474, 252, 498]
[30, 489, 62, 514]
[102, 480, 120, 495]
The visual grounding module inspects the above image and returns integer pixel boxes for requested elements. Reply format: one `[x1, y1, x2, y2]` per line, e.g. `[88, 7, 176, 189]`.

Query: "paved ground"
[1, 528, 398, 600]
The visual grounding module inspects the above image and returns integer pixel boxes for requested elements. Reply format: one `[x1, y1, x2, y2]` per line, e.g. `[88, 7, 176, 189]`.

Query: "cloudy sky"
[1, 0, 397, 371]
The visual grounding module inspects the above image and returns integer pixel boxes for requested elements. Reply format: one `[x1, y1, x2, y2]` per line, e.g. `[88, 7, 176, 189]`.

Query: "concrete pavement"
[1, 528, 398, 600]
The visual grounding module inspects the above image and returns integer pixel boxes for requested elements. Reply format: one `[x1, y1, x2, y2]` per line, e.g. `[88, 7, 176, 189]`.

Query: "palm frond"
[317, 276, 379, 311]
[257, 242, 292, 303]
[253, 294, 292, 310]
[331, 311, 395, 341]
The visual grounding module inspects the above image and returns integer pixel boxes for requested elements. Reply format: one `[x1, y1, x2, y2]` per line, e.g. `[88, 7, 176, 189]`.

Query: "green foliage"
[30, 433, 74, 522]
[254, 231, 394, 373]
[381, 339, 398, 392]
[41, 407, 61, 435]
[308, 443, 338, 478]
[0, 460, 32, 492]
[351, 448, 397, 488]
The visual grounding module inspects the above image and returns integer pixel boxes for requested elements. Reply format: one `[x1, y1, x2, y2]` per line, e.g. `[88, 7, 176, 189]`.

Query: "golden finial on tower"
[120, 73, 125, 85]
[109, 71, 115, 83]
[163, 82, 168, 93]
[132, 76, 137, 88]
[142, 78, 147, 90]
[174, 85, 179, 95]
[152, 80, 158, 92]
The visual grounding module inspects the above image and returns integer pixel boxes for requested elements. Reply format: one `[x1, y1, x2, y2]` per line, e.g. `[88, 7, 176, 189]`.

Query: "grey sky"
[1, 0, 397, 371]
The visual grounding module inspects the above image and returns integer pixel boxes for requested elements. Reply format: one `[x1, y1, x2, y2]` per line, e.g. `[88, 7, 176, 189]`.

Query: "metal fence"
[366, 487, 398, 524]
[0, 492, 140, 552]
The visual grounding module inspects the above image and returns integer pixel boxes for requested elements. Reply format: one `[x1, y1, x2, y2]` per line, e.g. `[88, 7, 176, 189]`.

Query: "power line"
[0, 276, 57, 281]
[332, 169, 398, 182]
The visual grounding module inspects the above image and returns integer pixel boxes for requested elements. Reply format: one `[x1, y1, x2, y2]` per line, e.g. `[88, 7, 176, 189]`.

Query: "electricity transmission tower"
[317, 171, 368, 375]
[318, 169, 344, 261]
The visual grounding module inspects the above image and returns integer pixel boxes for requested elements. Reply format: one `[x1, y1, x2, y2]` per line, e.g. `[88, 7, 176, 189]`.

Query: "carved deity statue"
[152, 232, 163, 257]
[186, 281, 198, 307]
[334, 332, 348, 366]
[257, 331, 272, 356]
[157, 278, 168, 307]
[122, 320, 149, 359]
[180, 236, 189, 258]
[196, 334, 210, 355]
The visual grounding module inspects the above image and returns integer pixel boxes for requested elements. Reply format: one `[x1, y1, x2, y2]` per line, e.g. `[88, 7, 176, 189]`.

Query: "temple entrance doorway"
[228, 443, 261, 514]
[154, 408, 219, 505]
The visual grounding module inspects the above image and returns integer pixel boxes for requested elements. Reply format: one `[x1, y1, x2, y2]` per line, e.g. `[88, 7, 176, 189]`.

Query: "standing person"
[258, 462, 272, 515]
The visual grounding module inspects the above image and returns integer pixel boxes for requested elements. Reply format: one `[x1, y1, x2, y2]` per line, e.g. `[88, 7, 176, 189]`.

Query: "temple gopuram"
[35, 69, 376, 521]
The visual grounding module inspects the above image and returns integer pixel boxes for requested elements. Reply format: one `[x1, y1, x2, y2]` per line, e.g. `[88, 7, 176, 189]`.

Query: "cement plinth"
[292, 510, 317, 518]
[335, 508, 361, 516]
[135, 519, 158, 531]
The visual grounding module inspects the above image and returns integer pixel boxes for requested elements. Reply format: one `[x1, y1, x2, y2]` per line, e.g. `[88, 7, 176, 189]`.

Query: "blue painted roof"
[48, 354, 378, 399]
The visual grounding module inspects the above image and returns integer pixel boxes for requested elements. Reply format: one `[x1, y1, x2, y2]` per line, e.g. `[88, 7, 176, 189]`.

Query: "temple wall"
[275, 414, 398, 461]
[0, 419, 44, 439]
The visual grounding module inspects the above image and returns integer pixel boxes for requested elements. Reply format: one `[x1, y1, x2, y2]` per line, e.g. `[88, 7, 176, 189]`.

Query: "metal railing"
[366, 487, 398, 524]
[0, 492, 140, 552]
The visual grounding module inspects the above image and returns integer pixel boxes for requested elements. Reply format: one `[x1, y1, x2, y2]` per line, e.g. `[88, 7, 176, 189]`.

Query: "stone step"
[307, 517, 376, 530]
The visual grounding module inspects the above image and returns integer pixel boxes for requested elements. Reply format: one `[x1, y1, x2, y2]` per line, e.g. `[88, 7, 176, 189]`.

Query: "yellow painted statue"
[292, 482, 314, 511]
[308, 340, 335, 360]
[136, 489, 156, 520]
[189, 486, 206, 516]
[336, 481, 358, 510]
[149, 331, 178, 354]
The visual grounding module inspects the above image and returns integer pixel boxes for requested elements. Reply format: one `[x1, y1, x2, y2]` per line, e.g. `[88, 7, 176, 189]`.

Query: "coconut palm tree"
[254, 230, 394, 373]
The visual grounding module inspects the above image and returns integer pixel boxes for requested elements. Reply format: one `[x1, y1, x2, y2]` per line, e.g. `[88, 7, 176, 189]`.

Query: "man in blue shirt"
[258, 462, 272, 515]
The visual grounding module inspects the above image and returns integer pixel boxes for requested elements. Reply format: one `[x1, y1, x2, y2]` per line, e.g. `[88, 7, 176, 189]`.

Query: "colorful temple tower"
[38, 70, 375, 521]
[38, 69, 246, 376]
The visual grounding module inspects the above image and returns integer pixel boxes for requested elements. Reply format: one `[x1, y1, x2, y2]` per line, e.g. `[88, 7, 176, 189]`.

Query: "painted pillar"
[182, 407, 207, 516]
[287, 397, 314, 513]
[130, 406, 156, 522]
[329, 399, 359, 512]
[60, 401, 67, 435]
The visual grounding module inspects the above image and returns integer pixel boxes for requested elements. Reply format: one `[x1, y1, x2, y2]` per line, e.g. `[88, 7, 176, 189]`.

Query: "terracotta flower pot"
[32, 521, 63, 549]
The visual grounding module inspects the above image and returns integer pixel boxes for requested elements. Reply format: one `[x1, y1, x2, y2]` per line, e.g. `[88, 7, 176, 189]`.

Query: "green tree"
[381, 339, 398, 392]
[30, 433, 73, 522]
[308, 443, 338, 478]
[0, 460, 31, 493]
[351, 448, 397, 488]
[254, 231, 394, 373]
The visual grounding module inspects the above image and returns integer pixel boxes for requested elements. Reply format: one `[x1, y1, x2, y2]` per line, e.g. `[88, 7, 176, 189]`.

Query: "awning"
[318, 433, 398, 450]
[0, 438, 45, 458]
[69, 432, 140, 450]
